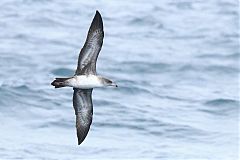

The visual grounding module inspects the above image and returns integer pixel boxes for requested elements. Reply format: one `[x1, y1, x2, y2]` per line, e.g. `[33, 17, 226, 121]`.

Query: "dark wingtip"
[90, 10, 103, 31]
[77, 136, 82, 145]
[77, 135, 86, 145]
[78, 139, 84, 145]
[94, 10, 102, 20]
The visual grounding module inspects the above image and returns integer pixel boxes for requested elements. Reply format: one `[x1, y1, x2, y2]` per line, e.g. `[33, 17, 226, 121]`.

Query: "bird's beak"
[111, 83, 118, 88]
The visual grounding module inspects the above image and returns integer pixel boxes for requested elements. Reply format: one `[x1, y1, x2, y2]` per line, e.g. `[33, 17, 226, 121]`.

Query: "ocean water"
[0, 0, 239, 159]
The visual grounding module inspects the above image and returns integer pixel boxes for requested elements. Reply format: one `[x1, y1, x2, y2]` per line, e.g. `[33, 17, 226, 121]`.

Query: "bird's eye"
[108, 80, 112, 83]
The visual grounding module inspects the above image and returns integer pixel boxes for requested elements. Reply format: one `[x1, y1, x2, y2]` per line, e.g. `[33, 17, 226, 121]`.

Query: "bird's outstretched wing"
[73, 88, 93, 145]
[75, 10, 104, 75]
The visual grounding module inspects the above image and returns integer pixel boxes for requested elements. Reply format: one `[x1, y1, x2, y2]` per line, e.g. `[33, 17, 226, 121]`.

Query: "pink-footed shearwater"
[51, 11, 117, 145]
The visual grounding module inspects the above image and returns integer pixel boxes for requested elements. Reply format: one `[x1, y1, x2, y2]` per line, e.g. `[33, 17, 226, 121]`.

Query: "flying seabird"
[51, 11, 117, 145]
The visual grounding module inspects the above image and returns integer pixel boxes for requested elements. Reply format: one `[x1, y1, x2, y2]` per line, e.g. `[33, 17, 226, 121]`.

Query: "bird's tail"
[51, 77, 71, 88]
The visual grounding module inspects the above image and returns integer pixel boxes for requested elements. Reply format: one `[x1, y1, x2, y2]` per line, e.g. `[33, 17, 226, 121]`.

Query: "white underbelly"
[66, 75, 103, 89]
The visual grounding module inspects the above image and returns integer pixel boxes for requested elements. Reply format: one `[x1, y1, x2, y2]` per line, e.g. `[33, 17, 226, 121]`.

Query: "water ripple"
[51, 68, 74, 76]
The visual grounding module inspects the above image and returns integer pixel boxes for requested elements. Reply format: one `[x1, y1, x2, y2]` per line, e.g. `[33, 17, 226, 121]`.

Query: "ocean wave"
[120, 61, 171, 73]
[205, 98, 238, 107]
[177, 64, 239, 75]
[51, 68, 74, 76]
[200, 98, 239, 116]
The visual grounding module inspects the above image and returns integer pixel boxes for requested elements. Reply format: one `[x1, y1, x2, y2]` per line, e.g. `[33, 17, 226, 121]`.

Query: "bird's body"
[67, 75, 104, 89]
[63, 75, 114, 89]
[51, 11, 117, 145]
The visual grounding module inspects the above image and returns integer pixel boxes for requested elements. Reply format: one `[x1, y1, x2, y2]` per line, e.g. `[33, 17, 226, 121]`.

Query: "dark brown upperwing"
[73, 88, 93, 145]
[75, 11, 104, 75]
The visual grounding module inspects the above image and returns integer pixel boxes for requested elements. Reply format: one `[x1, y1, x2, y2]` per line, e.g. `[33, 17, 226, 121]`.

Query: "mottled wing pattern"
[73, 88, 93, 145]
[75, 11, 104, 75]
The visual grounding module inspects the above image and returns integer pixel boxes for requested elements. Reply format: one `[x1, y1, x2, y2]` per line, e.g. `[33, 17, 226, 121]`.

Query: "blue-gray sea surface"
[0, 0, 239, 160]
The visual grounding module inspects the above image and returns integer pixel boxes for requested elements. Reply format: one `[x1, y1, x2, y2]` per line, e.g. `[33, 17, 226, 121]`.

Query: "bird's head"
[101, 77, 118, 87]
